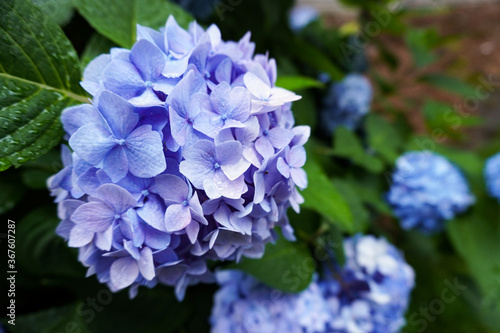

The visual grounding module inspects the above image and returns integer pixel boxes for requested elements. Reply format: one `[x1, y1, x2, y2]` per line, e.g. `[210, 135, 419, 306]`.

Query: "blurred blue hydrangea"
[484, 152, 500, 201]
[288, 5, 319, 32]
[210, 235, 414, 333]
[49, 16, 309, 300]
[387, 151, 475, 233]
[321, 73, 373, 134]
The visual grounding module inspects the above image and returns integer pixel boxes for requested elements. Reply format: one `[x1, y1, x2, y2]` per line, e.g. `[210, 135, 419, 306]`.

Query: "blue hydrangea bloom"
[321, 73, 373, 134]
[484, 152, 500, 201]
[211, 270, 331, 333]
[289, 5, 319, 32]
[210, 235, 415, 333]
[387, 151, 475, 233]
[48, 16, 309, 300]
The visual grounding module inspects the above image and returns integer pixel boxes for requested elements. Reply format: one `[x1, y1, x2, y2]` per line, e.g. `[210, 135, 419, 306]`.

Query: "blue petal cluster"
[288, 5, 319, 32]
[321, 73, 373, 133]
[387, 151, 475, 233]
[210, 235, 415, 333]
[484, 152, 500, 201]
[49, 16, 309, 300]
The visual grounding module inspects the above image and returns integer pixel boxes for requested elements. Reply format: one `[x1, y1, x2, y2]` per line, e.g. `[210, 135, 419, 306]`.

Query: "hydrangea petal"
[110, 257, 139, 290]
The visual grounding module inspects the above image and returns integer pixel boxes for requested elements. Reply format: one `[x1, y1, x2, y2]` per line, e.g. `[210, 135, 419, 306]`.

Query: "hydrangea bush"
[211, 235, 415, 333]
[387, 151, 475, 233]
[49, 16, 309, 299]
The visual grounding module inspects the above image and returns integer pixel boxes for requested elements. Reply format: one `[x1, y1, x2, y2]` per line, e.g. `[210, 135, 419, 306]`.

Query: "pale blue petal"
[156, 174, 188, 203]
[96, 183, 137, 214]
[130, 39, 165, 81]
[125, 125, 166, 178]
[103, 59, 145, 99]
[137, 195, 166, 231]
[164, 204, 191, 232]
[71, 202, 114, 232]
[97, 90, 138, 139]
[103, 146, 128, 182]
[68, 225, 94, 247]
[138, 247, 155, 280]
[69, 123, 116, 165]
[110, 257, 139, 290]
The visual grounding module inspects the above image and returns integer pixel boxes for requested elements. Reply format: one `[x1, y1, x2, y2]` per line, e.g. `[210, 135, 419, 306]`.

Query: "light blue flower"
[321, 73, 372, 134]
[485, 152, 500, 201]
[387, 151, 475, 233]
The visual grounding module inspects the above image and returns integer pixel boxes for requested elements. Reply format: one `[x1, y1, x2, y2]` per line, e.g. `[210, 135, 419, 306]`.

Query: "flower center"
[141, 190, 149, 197]
[214, 162, 221, 169]
[114, 214, 121, 220]
[182, 200, 189, 207]
[221, 114, 227, 121]
[263, 130, 269, 136]
[145, 80, 153, 88]
[117, 139, 126, 146]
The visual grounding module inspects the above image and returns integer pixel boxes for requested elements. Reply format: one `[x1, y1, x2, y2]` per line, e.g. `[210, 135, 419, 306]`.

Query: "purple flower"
[156, 174, 207, 239]
[194, 82, 251, 138]
[71, 184, 137, 250]
[69, 91, 166, 182]
[102, 40, 178, 106]
[179, 140, 247, 199]
[166, 70, 208, 147]
[50, 15, 310, 300]
[277, 146, 308, 189]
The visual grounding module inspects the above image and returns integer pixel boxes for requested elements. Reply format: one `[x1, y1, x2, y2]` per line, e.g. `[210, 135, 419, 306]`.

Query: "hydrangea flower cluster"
[484, 152, 500, 201]
[210, 235, 415, 333]
[387, 151, 475, 233]
[321, 73, 372, 134]
[48, 16, 309, 300]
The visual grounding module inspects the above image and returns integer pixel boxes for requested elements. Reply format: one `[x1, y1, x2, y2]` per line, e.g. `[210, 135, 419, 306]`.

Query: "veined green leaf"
[0, 0, 87, 171]
[74, 0, 193, 48]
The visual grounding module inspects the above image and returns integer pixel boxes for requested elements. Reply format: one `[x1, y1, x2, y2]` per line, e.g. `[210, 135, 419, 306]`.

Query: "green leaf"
[420, 74, 476, 97]
[0, 0, 87, 171]
[301, 156, 354, 232]
[229, 233, 314, 293]
[405, 28, 438, 68]
[365, 113, 402, 164]
[74, 0, 193, 48]
[275, 75, 325, 91]
[81, 33, 117, 70]
[32, 0, 74, 26]
[331, 127, 384, 173]
[0, 170, 26, 213]
[17, 206, 84, 277]
[332, 178, 369, 233]
[346, 175, 392, 215]
[289, 90, 317, 129]
[88, 287, 192, 333]
[10, 304, 91, 333]
[20, 148, 62, 189]
[290, 38, 343, 81]
[447, 199, 500, 327]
